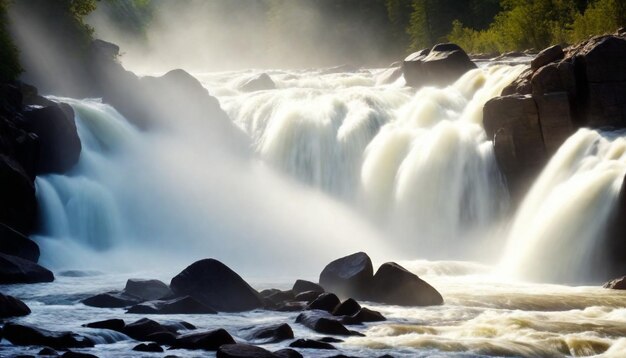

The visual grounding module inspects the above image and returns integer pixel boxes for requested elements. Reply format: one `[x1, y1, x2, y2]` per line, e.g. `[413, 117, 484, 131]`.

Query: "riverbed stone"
[319, 252, 373, 299]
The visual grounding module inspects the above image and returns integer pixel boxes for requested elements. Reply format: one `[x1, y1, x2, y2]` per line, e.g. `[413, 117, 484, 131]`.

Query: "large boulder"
[239, 73, 276, 92]
[123, 278, 173, 301]
[292, 279, 324, 295]
[370, 262, 443, 306]
[604, 276, 626, 290]
[243, 323, 294, 343]
[531, 44, 564, 71]
[319, 252, 373, 299]
[22, 104, 81, 174]
[341, 307, 386, 325]
[0, 292, 31, 317]
[0, 222, 40, 262]
[306, 293, 340, 313]
[403, 43, 476, 88]
[332, 298, 361, 317]
[0, 253, 54, 284]
[0, 155, 37, 233]
[2, 323, 94, 349]
[170, 258, 263, 312]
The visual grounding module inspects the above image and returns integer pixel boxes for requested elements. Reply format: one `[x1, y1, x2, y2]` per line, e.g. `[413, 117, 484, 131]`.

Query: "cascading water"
[501, 128, 626, 283]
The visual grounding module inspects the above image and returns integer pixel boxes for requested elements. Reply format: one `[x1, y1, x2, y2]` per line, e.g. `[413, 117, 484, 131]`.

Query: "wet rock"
[289, 339, 336, 350]
[60, 352, 98, 358]
[341, 307, 386, 325]
[170, 258, 263, 312]
[217, 344, 275, 358]
[123, 278, 173, 301]
[370, 262, 443, 306]
[22, 104, 81, 174]
[260, 288, 281, 298]
[603, 276, 626, 289]
[531, 45, 564, 70]
[264, 290, 295, 305]
[292, 279, 324, 295]
[275, 301, 308, 312]
[376, 67, 403, 85]
[133, 342, 164, 352]
[83, 319, 125, 331]
[273, 349, 303, 358]
[0, 155, 37, 233]
[244, 323, 294, 343]
[173, 328, 236, 350]
[319, 337, 344, 343]
[37, 347, 58, 356]
[239, 73, 276, 92]
[2, 323, 94, 349]
[332, 298, 361, 316]
[403, 43, 476, 88]
[296, 310, 360, 336]
[0, 253, 54, 284]
[146, 331, 177, 345]
[0, 222, 40, 262]
[307, 293, 340, 312]
[0, 292, 30, 317]
[81, 292, 140, 308]
[294, 290, 323, 302]
[126, 296, 217, 314]
[122, 318, 171, 341]
[319, 252, 373, 299]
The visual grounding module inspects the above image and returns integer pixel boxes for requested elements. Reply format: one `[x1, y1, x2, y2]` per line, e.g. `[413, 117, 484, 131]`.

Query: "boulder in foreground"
[319, 252, 373, 299]
[370, 262, 443, 306]
[604, 276, 626, 290]
[0, 252, 54, 284]
[2, 322, 94, 349]
[0, 292, 30, 318]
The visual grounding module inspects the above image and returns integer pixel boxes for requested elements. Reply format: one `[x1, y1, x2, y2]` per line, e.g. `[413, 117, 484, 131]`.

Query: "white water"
[501, 129, 626, 283]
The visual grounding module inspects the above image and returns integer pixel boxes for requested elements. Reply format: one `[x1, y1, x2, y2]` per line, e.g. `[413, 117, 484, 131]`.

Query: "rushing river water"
[4, 64, 626, 357]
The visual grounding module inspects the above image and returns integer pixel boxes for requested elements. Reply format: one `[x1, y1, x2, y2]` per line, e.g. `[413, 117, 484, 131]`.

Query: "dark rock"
[319, 337, 344, 343]
[127, 296, 217, 314]
[531, 45, 564, 70]
[294, 290, 323, 302]
[0, 222, 40, 262]
[289, 339, 336, 350]
[307, 293, 340, 312]
[292, 279, 324, 295]
[217, 344, 275, 358]
[133, 343, 163, 352]
[60, 353, 98, 358]
[244, 323, 294, 343]
[265, 290, 295, 305]
[535, 92, 574, 154]
[2, 323, 94, 349]
[0, 292, 30, 317]
[58, 270, 102, 277]
[370, 262, 443, 306]
[83, 319, 125, 331]
[296, 310, 359, 336]
[260, 288, 281, 298]
[37, 347, 58, 356]
[122, 318, 170, 341]
[273, 349, 303, 358]
[319, 252, 373, 299]
[173, 328, 236, 350]
[604, 276, 626, 289]
[123, 278, 172, 301]
[0, 253, 54, 284]
[239, 73, 276, 92]
[403, 43, 476, 88]
[0, 155, 37, 233]
[145, 331, 178, 345]
[341, 307, 386, 325]
[81, 292, 140, 308]
[22, 104, 81, 174]
[170, 258, 263, 312]
[332, 298, 361, 316]
[275, 301, 308, 312]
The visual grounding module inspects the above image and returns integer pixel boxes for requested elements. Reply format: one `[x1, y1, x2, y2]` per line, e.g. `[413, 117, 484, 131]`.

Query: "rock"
[273, 349, 303, 358]
[376, 67, 403, 85]
[293, 280, 324, 295]
[403, 43, 476, 88]
[83, 319, 125, 331]
[0, 223, 40, 262]
[531, 45, 564, 70]
[22, 104, 81, 174]
[307, 293, 340, 313]
[146, 331, 178, 345]
[173, 328, 236, 350]
[81, 292, 140, 308]
[239, 73, 276, 92]
[133, 343, 163, 352]
[604, 276, 626, 289]
[37, 347, 58, 356]
[320, 64, 359, 74]
[289, 339, 336, 350]
[341, 308, 386, 325]
[296, 310, 360, 336]
[0, 292, 30, 317]
[122, 318, 171, 341]
[264, 290, 295, 305]
[127, 296, 217, 314]
[319, 337, 344, 343]
[60, 352, 98, 358]
[332, 298, 361, 316]
[275, 301, 308, 312]
[244, 323, 294, 343]
[294, 290, 323, 302]
[123, 278, 173, 301]
[217, 344, 275, 358]
[2, 323, 94, 349]
[0, 253, 54, 284]
[370, 262, 443, 306]
[170, 258, 263, 312]
[0, 155, 37, 233]
[319, 252, 373, 299]
[260, 288, 281, 297]
[535, 92, 574, 154]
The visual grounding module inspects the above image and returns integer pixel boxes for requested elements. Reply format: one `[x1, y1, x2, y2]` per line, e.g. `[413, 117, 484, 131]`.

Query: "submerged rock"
[83, 319, 125, 331]
[341, 307, 386, 325]
[289, 338, 336, 350]
[170, 258, 263, 312]
[319, 252, 373, 299]
[2, 323, 94, 349]
[0, 292, 30, 317]
[0, 253, 54, 284]
[296, 310, 361, 336]
[126, 296, 217, 314]
[239, 73, 276, 92]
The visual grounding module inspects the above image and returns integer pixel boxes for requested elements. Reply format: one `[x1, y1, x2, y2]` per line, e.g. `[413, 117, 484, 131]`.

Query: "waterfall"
[500, 128, 626, 283]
